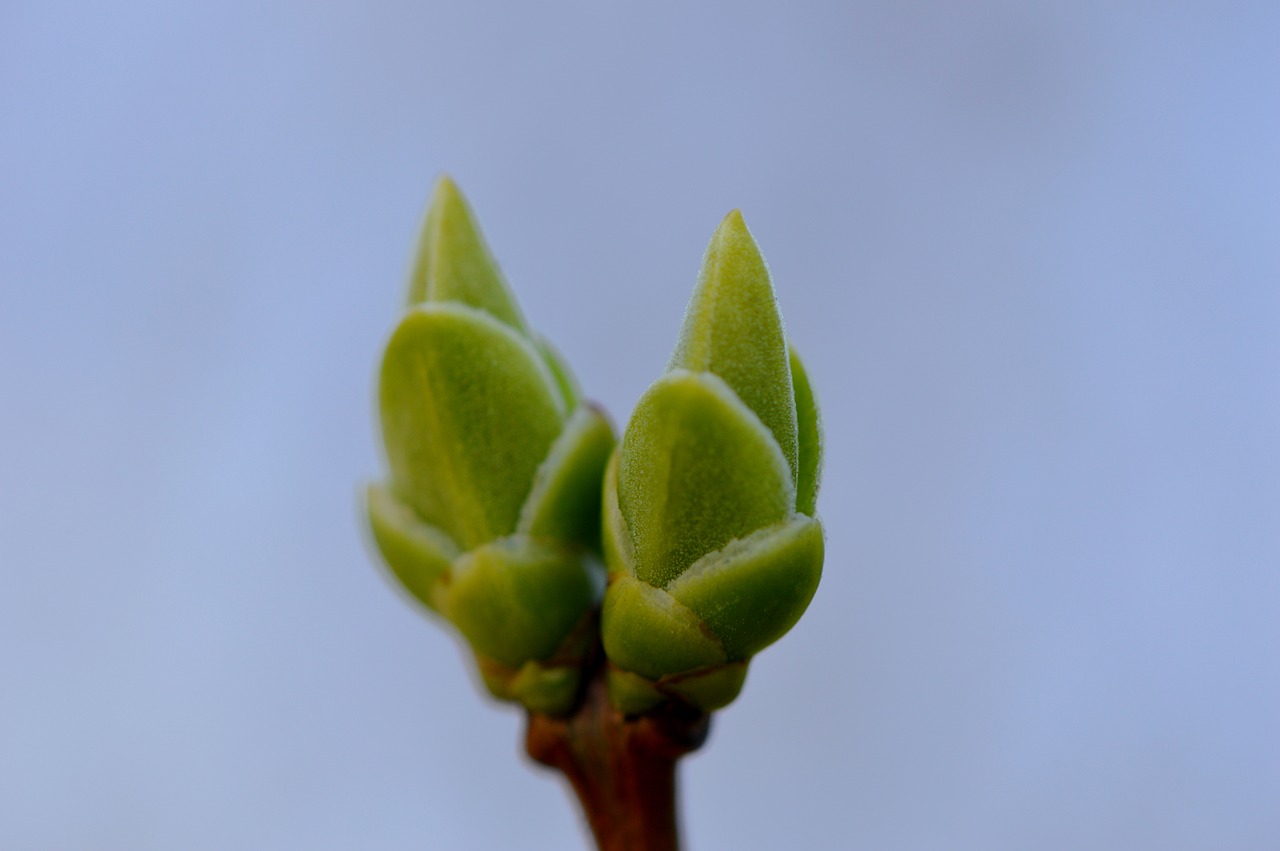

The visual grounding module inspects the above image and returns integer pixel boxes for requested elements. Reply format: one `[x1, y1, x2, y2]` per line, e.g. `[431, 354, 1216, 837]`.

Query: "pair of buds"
[367, 178, 823, 717]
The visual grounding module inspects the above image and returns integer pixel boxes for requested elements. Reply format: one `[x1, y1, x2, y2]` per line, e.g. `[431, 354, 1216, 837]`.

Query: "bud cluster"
[368, 179, 823, 718]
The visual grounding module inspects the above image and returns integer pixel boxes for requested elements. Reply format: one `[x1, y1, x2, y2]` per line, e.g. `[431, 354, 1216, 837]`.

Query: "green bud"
[367, 177, 614, 715]
[602, 211, 824, 714]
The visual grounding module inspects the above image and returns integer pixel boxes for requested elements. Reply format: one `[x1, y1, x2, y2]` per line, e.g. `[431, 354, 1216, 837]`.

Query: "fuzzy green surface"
[789, 346, 823, 516]
[617, 370, 794, 587]
[379, 303, 565, 550]
[365, 483, 460, 613]
[601, 576, 726, 681]
[406, 176, 527, 331]
[517, 404, 615, 548]
[669, 210, 798, 483]
[447, 536, 597, 669]
[660, 662, 748, 712]
[665, 515, 824, 660]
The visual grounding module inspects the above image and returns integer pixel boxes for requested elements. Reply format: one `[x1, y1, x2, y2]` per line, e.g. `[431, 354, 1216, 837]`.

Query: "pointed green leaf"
[365, 482, 460, 613]
[518, 404, 615, 547]
[601, 575, 726, 681]
[406, 176, 528, 331]
[447, 536, 598, 669]
[618, 370, 794, 587]
[380, 304, 564, 549]
[789, 346, 823, 516]
[666, 516, 824, 660]
[669, 210, 798, 482]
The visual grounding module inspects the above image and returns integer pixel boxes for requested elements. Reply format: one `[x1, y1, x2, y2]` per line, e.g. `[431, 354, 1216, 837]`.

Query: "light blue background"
[3, 2, 1278, 849]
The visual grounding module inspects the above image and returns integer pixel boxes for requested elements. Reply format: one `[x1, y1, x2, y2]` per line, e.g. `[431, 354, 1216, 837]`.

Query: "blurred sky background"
[2, 2, 1278, 849]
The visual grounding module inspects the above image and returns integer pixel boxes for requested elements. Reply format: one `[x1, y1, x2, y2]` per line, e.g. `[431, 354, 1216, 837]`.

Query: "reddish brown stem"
[525, 672, 710, 851]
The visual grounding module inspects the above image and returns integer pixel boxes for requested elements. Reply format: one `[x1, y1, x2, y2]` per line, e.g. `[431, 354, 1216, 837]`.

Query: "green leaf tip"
[407, 175, 528, 331]
[670, 209, 798, 483]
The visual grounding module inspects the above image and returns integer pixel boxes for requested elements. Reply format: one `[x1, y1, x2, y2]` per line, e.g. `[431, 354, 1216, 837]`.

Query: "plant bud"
[368, 177, 613, 715]
[601, 211, 824, 714]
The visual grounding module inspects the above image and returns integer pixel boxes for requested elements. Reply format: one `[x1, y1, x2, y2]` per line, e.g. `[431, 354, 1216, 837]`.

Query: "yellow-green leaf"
[379, 304, 564, 549]
[790, 346, 823, 516]
[447, 536, 598, 669]
[618, 370, 794, 587]
[666, 515, 824, 660]
[600, 575, 726, 681]
[518, 404, 615, 547]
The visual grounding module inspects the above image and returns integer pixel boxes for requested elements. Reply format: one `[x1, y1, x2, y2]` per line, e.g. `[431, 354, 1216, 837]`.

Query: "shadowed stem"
[525, 668, 710, 851]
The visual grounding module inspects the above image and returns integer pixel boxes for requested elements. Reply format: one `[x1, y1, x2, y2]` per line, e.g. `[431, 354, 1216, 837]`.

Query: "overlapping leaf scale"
[665, 515, 823, 660]
[447, 536, 599, 669]
[601, 576, 727, 682]
[518, 404, 615, 547]
[406, 176, 527, 331]
[617, 370, 795, 589]
[379, 303, 565, 551]
[365, 483, 460, 613]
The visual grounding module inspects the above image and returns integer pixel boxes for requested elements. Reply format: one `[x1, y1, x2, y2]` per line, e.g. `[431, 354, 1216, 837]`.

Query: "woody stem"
[525, 667, 710, 851]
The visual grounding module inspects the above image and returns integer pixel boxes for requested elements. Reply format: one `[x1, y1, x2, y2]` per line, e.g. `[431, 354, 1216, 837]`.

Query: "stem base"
[525, 672, 710, 851]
